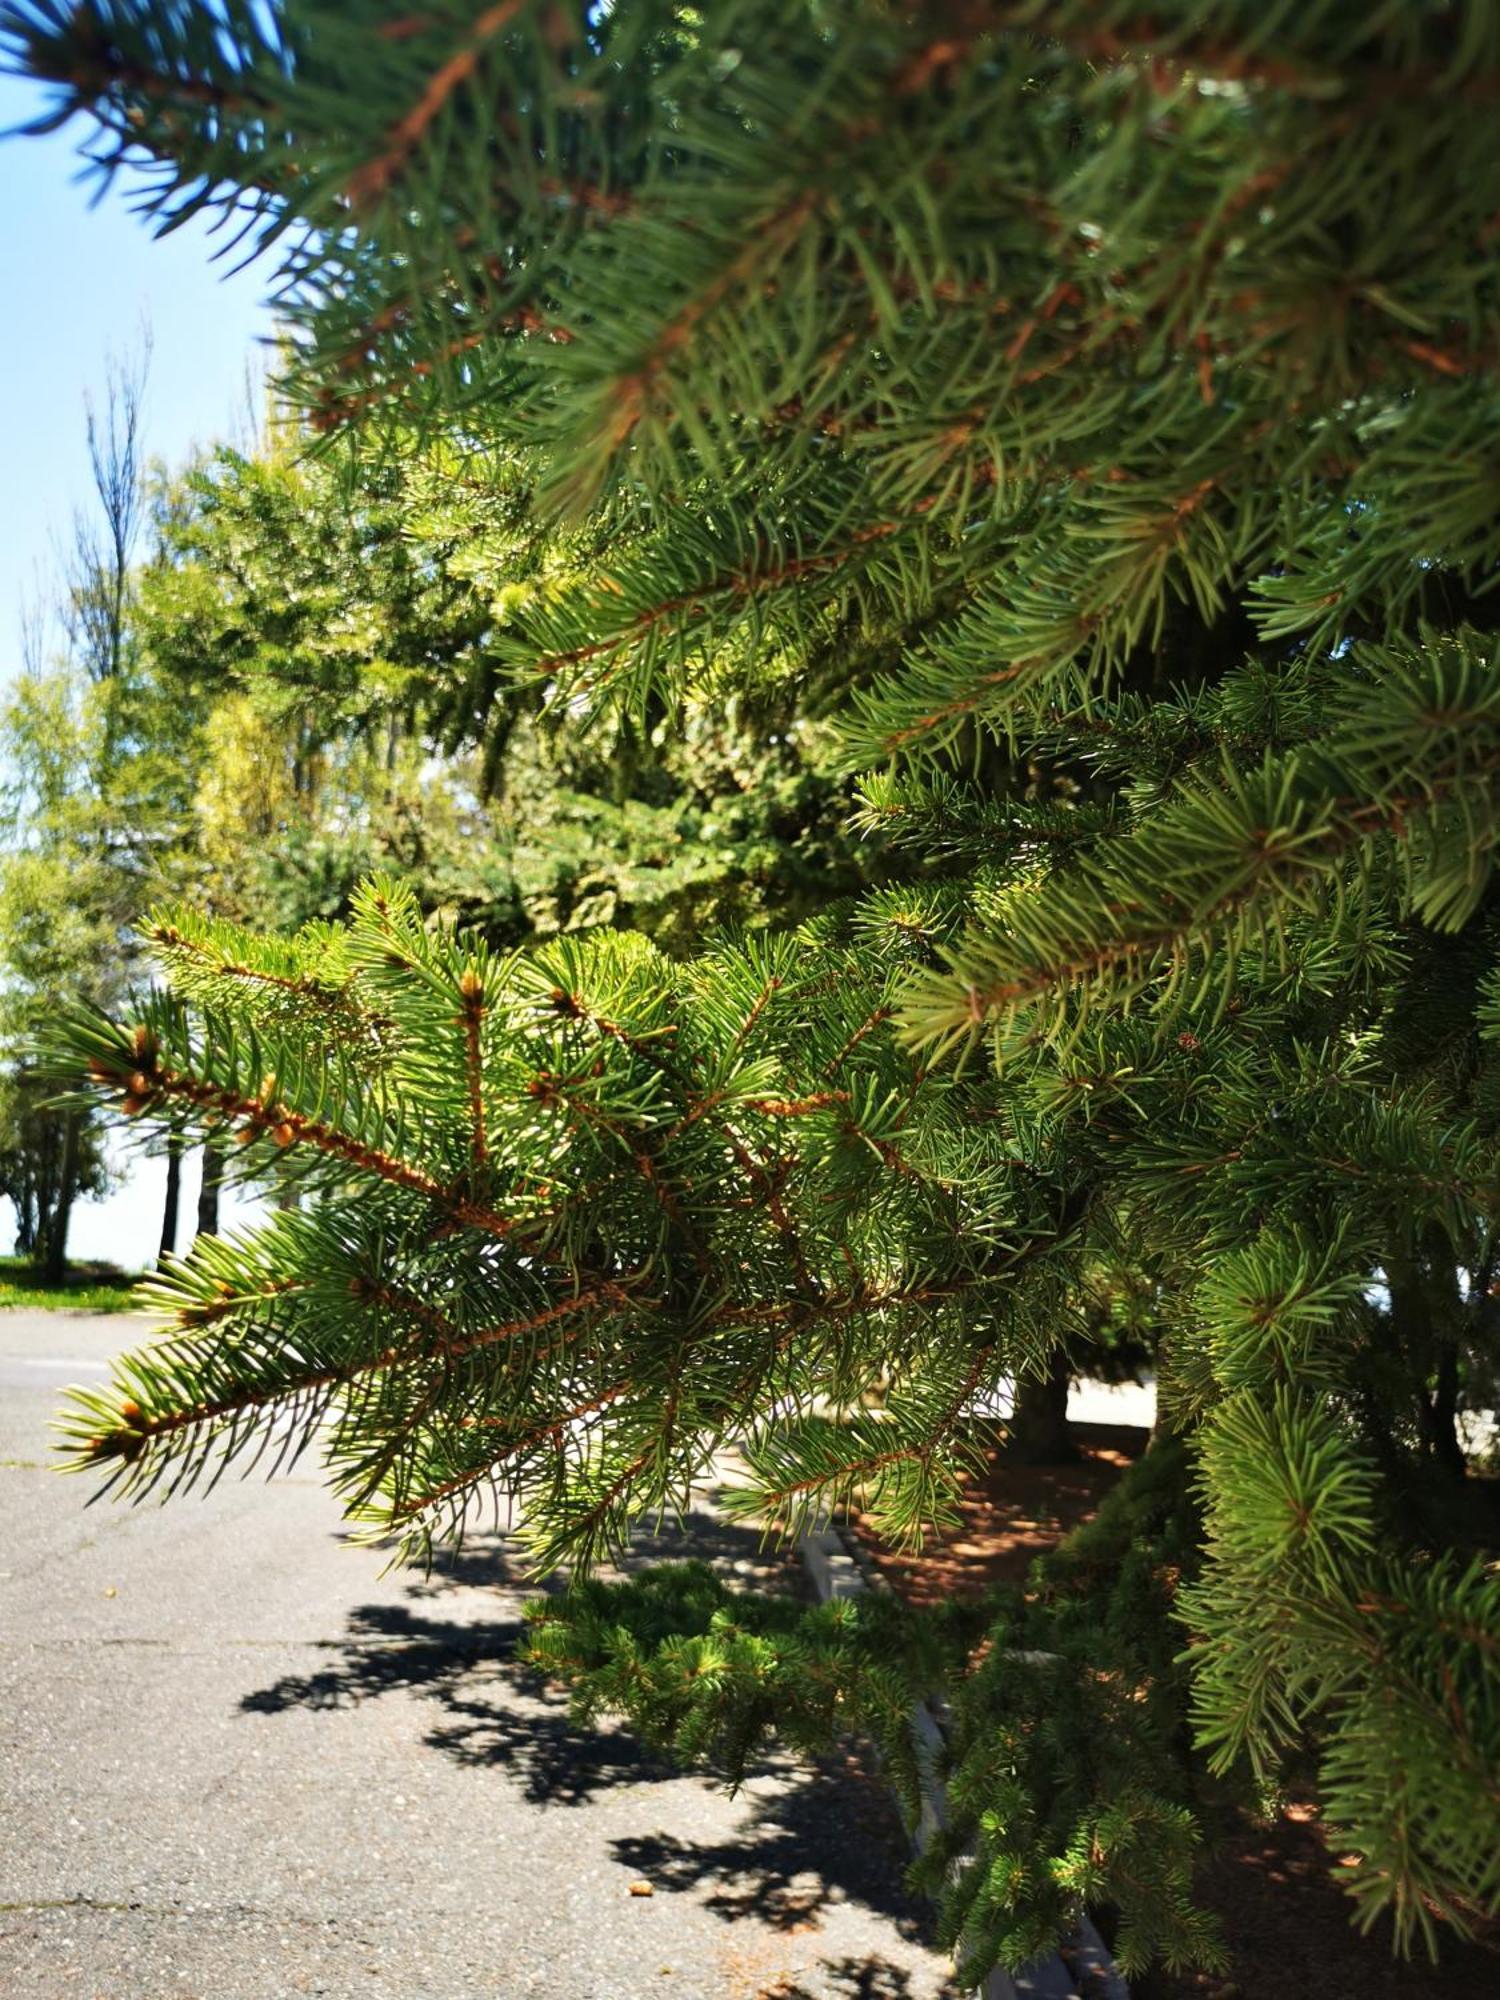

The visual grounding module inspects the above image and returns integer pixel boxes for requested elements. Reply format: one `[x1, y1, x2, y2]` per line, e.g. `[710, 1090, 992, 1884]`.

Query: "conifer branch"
[14, 7, 1500, 1974]
[382, 1379, 635, 1532]
[348, 1, 531, 207]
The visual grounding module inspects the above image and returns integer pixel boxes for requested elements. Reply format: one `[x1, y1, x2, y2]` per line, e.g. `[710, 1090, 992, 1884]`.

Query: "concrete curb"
[799, 1526, 1129, 2000]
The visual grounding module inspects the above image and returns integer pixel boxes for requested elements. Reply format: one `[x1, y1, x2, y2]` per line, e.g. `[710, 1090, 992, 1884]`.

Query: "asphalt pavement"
[0, 1311, 959, 2000]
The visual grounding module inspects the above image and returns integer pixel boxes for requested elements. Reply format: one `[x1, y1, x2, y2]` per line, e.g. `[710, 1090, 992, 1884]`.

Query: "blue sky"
[0, 73, 274, 686]
[1, 74, 273, 1262]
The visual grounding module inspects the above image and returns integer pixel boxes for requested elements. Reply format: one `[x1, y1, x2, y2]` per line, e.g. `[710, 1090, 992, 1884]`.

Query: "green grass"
[0, 1255, 147, 1314]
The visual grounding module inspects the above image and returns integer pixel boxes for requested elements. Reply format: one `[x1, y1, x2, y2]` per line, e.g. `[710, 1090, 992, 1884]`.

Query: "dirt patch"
[846, 1421, 1151, 1605]
[1136, 1797, 1500, 2000]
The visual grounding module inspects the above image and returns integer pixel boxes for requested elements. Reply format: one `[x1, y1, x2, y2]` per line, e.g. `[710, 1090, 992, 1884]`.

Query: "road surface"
[0, 1311, 959, 2000]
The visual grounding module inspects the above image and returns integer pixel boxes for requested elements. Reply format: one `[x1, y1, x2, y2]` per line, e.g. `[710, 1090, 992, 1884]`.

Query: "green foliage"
[0, 342, 199, 1268]
[143, 436, 875, 945]
[35, 864, 1500, 1969]
[14, 0, 1500, 773]
[904, 630, 1500, 1057]
[140, 436, 510, 737]
[0, 626, 178, 1266]
[925, 1442, 1221, 1983]
[36, 877, 1079, 1568]
[1179, 1391, 1500, 1956]
[10, 1, 1500, 1981]
[524, 1445, 1223, 1981]
[0, 1071, 113, 1262]
[523, 1563, 926, 1798]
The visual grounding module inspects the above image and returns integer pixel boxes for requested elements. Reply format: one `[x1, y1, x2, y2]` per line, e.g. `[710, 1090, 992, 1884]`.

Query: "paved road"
[0, 1312, 959, 2000]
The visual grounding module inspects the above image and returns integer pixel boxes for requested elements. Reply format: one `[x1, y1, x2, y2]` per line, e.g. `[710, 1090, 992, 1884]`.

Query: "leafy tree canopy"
[145, 429, 879, 944]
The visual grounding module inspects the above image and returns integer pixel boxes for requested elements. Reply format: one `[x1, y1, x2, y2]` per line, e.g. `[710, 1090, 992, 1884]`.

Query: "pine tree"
[9, 2, 1500, 1980]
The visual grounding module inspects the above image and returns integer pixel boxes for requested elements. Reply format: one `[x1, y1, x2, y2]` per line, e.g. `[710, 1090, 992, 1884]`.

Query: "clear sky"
[0, 73, 275, 1263]
[0, 73, 275, 684]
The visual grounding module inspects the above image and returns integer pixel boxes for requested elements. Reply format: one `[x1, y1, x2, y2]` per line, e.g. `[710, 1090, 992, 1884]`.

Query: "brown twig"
[348, 1, 531, 207]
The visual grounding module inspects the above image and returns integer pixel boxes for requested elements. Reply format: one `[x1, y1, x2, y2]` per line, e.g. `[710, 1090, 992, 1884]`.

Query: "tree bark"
[32, 1116, 58, 1267]
[196, 1144, 225, 1239]
[1006, 1350, 1077, 1463]
[158, 1137, 183, 1268]
[41, 1110, 81, 1285]
[1426, 1344, 1467, 1482]
[1389, 1238, 1469, 1483]
[14, 1186, 36, 1258]
[33, 1182, 52, 1267]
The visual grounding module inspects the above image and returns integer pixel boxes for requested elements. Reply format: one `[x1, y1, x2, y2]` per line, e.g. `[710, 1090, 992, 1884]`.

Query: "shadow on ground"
[239, 1504, 795, 1808]
[237, 1509, 939, 1956]
[761, 1961, 934, 1999]
[610, 1748, 931, 1942]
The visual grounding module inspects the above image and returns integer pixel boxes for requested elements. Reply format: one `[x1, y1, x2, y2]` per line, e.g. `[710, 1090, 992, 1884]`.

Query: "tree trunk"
[1006, 1350, 1077, 1463]
[41, 1110, 81, 1285]
[1426, 1344, 1467, 1482]
[33, 1118, 58, 1266]
[14, 1186, 36, 1258]
[1389, 1238, 1468, 1483]
[158, 1137, 183, 1267]
[196, 1144, 225, 1239]
[33, 1182, 52, 1267]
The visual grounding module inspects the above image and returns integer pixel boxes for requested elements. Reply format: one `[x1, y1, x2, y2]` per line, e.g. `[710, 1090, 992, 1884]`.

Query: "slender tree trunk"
[1390, 1239, 1469, 1483]
[196, 1144, 225, 1240]
[1427, 1344, 1467, 1482]
[158, 1137, 183, 1267]
[1006, 1350, 1077, 1463]
[42, 1111, 81, 1285]
[1425, 1241, 1470, 1481]
[33, 1184, 53, 1267]
[33, 1118, 58, 1265]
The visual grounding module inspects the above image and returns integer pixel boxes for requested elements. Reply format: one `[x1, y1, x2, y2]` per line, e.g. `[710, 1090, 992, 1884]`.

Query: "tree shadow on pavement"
[762, 1961, 935, 2000]
[239, 1597, 682, 1804]
[237, 1508, 801, 1808]
[416, 1669, 685, 1803]
[239, 1601, 521, 1714]
[236, 1507, 949, 1966]
[611, 1748, 932, 1941]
